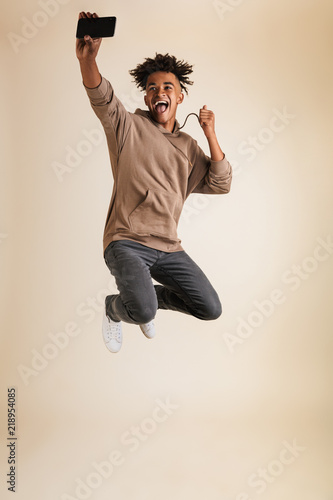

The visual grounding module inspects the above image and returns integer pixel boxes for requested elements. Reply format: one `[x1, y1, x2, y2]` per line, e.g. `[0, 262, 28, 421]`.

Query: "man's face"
[144, 71, 184, 132]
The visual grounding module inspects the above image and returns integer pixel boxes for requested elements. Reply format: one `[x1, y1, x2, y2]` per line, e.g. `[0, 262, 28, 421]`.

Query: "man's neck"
[149, 112, 176, 133]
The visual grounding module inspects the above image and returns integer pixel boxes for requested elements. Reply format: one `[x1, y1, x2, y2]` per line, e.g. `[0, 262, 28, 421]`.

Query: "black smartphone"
[76, 16, 116, 39]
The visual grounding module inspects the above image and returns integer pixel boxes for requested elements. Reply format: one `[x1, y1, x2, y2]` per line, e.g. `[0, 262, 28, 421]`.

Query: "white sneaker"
[102, 312, 122, 353]
[139, 321, 156, 339]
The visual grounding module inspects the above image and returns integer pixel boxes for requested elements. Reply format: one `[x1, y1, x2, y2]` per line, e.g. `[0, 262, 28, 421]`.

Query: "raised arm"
[76, 12, 102, 88]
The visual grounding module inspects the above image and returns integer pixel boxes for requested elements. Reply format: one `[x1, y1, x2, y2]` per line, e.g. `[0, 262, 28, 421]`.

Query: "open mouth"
[153, 100, 169, 114]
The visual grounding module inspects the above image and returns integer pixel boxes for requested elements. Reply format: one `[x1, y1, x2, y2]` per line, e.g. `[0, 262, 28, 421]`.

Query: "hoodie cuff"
[210, 156, 232, 176]
[84, 75, 111, 104]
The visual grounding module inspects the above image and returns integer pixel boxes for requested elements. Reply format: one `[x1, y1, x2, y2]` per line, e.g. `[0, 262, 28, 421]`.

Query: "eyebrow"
[147, 82, 175, 87]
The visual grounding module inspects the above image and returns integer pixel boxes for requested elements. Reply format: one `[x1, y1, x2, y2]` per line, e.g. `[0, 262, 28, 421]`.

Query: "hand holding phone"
[76, 13, 106, 88]
[76, 13, 102, 64]
[76, 12, 116, 39]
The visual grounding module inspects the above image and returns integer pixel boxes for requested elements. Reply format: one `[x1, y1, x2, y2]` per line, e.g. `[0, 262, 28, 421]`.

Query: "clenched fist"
[199, 105, 216, 139]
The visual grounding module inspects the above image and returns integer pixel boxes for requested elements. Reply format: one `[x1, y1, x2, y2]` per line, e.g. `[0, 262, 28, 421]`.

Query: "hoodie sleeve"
[84, 76, 131, 162]
[190, 143, 232, 194]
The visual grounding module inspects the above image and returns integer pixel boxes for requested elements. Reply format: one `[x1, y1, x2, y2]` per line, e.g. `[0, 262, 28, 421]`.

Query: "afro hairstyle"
[129, 53, 194, 95]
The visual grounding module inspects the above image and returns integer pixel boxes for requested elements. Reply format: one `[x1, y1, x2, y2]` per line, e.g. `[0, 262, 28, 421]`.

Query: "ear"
[177, 93, 184, 105]
[144, 95, 148, 106]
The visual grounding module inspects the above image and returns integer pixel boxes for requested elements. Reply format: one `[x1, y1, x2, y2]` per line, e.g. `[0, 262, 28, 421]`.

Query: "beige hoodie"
[85, 76, 232, 253]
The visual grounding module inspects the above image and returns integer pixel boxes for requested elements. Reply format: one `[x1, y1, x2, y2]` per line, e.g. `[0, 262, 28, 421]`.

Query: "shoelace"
[106, 318, 121, 341]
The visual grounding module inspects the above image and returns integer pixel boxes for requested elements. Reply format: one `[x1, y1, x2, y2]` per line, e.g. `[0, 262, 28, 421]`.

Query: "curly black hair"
[129, 53, 194, 94]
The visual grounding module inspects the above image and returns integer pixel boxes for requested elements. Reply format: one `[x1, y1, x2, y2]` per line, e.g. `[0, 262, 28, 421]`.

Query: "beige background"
[1, 0, 332, 499]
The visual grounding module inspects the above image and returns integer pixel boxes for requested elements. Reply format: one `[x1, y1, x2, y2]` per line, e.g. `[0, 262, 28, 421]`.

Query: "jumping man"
[76, 11, 232, 353]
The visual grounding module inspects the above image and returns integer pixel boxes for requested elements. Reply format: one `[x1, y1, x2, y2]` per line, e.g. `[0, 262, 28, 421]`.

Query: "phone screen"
[76, 17, 116, 39]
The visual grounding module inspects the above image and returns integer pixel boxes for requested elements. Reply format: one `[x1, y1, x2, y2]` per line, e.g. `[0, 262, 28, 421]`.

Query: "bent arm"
[186, 138, 232, 195]
[190, 105, 231, 194]
[192, 156, 232, 194]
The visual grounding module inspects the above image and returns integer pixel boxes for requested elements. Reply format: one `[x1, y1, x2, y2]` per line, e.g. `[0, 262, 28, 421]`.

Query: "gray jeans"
[104, 240, 222, 324]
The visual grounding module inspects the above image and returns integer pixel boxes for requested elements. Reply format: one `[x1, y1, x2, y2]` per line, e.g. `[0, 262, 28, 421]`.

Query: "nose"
[155, 87, 166, 97]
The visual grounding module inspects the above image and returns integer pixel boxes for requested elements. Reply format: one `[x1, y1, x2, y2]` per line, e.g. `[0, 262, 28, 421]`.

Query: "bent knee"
[129, 303, 157, 325]
[195, 299, 222, 321]
[211, 301, 222, 320]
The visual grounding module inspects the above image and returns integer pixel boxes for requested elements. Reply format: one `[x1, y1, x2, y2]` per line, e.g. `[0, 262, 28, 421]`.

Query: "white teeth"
[155, 101, 167, 106]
